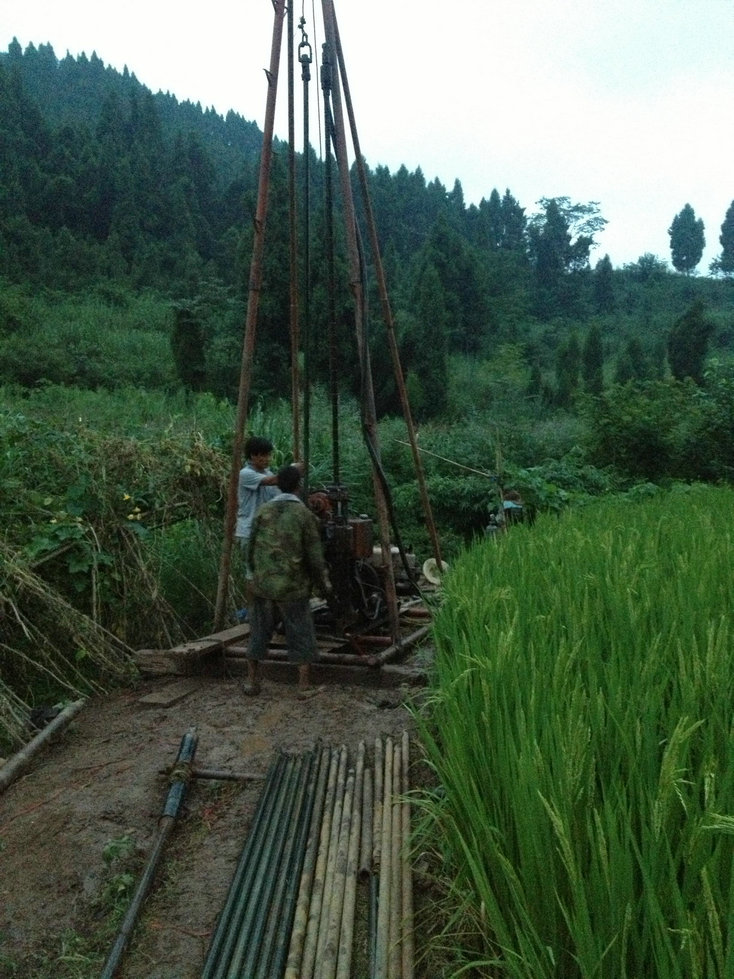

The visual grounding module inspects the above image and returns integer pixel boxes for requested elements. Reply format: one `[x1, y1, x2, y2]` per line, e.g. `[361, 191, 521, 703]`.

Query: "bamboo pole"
[401, 732, 415, 979]
[374, 736, 393, 979]
[285, 745, 332, 979]
[359, 765, 373, 878]
[388, 739, 402, 978]
[373, 736, 384, 868]
[320, 768, 356, 978]
[0, 698, 86, 793]
[336, 743, 365, 978]
[315, 746, 349, 968]
[301, 747, 341, 979]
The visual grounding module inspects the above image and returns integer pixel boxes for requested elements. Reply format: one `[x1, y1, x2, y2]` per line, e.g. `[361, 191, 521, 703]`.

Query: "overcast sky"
[3, 0, 733, 271]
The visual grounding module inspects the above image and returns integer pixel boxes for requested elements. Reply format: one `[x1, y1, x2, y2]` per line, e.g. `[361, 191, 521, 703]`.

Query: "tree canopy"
[668, 203, 705, 274]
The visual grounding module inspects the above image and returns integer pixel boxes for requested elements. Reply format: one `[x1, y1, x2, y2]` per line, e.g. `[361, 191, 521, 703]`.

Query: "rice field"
[417, 484, 734, 977]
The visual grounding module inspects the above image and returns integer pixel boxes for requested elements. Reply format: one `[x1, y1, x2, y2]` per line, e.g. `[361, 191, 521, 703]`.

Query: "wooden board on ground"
[138, 679, 201, 707]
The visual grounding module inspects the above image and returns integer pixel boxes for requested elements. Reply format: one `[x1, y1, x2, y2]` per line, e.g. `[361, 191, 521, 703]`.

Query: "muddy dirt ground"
[0, 648, 434, 978]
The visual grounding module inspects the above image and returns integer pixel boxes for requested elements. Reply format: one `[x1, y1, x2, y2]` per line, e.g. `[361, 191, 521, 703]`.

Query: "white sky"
[3, 0, 734, 271]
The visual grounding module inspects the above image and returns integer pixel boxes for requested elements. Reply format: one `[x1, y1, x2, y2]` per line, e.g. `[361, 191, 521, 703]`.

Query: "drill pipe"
[158, 766, 264, 783]
[250, 752, 315, 979]
[225, 754, 303, 977]
[268, 748, 328, 977]
[101, 727, 198, 979]
[201, 752, 288, 976]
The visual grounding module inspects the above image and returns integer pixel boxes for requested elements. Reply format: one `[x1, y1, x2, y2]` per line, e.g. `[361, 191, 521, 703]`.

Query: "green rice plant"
[414, 484, 734, 977]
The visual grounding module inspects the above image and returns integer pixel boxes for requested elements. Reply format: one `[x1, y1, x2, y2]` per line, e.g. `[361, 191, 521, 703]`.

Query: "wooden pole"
[330, 9, 444, 572]
[0, 699, 86, 793]
[213, 1, 286, 631]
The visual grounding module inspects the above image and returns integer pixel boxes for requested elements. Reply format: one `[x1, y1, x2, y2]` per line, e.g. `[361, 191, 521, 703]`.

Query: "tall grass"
[416, 484, 734, 977]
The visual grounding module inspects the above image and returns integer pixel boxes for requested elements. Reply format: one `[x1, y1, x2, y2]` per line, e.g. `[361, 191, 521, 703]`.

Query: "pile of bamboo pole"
[201, 733, 414, 978]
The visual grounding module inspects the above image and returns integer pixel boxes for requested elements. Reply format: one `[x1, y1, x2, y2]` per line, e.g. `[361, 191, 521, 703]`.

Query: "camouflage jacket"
[248, 495, 329, 601]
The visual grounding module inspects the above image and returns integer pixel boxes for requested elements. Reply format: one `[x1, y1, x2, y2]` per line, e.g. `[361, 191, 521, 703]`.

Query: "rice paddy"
[417, 484, 734, 977]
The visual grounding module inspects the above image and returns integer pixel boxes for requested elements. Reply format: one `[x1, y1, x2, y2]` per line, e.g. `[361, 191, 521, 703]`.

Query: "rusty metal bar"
[213, 0, 286, 631]
[330, 7, 444, 574]
[320, 0, 400, 643]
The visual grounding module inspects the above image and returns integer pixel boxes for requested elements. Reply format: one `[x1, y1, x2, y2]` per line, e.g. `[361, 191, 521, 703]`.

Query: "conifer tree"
[667, 301, 713, 384]
[593, 254, 615, 313]
[717, 200, 734, 275]
[668, 203, 705, 274]
[582, 324, 604, 394]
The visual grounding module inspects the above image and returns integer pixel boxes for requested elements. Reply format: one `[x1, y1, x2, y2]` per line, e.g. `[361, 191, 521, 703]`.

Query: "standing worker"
[236, 436, 281, 574]
[243, 464, 331, 697]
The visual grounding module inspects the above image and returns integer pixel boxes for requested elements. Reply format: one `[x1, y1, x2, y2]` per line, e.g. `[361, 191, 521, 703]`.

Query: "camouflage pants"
[246, 596, 319, 664]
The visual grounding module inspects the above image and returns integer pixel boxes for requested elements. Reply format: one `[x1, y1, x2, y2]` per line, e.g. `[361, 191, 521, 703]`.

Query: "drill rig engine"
[307, 484, 385, 635]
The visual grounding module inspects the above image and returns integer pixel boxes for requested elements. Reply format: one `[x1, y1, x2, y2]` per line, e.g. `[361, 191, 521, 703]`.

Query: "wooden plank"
[138, 679, 200, 707]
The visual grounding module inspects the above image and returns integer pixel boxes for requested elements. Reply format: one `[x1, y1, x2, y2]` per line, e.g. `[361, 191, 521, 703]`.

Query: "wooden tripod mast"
[213, 0, 442, 633]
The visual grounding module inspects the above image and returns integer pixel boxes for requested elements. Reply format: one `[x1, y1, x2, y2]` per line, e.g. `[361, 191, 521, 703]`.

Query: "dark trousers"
[246, 596, 318, 664]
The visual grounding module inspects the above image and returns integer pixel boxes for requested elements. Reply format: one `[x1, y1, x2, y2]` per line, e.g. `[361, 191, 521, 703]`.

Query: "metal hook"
[298, 16, 312, 64]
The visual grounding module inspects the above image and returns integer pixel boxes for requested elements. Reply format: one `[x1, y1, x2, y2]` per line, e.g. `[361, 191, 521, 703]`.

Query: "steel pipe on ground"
[101, 727, 198, 979]
[201, 752, 288, 976]
[225, 754, 303, 977]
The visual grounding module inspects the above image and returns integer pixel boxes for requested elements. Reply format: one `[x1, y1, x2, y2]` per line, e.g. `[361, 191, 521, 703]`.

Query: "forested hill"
[1, 39, 733, 418]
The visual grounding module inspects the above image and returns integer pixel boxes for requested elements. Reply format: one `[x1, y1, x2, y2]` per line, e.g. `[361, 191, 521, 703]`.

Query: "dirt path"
[0, 660, 425, 978]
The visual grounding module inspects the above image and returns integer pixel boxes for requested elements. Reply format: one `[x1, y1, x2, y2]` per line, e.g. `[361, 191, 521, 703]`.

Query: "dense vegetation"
[1, 42, 733, 726]
[2, 38, 734, 978]
[418, 486, 734, 976]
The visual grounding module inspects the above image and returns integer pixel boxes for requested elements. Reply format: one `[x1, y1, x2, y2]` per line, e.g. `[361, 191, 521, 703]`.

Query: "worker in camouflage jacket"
[243, 464, 331, 696]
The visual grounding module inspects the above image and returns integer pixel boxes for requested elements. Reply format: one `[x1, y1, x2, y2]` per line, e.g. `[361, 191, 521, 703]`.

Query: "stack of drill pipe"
[201, 746, 323, 978]
[288, 743, 367, 979]
[371, 733, 415, 979]
[201, 736, 412, 979]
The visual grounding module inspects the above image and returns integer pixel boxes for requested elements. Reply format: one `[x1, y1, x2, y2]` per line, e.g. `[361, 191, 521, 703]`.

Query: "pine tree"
[667, 301, 713, 384]
[582, 324, 604, 394]
[593, 254, 615, 313]
[717, 200, 734, 275]
[668, 203, 705, 274]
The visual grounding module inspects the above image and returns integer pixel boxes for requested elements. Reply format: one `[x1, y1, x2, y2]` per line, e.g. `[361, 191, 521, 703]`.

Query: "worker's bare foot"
[242, 662, 261, 696]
